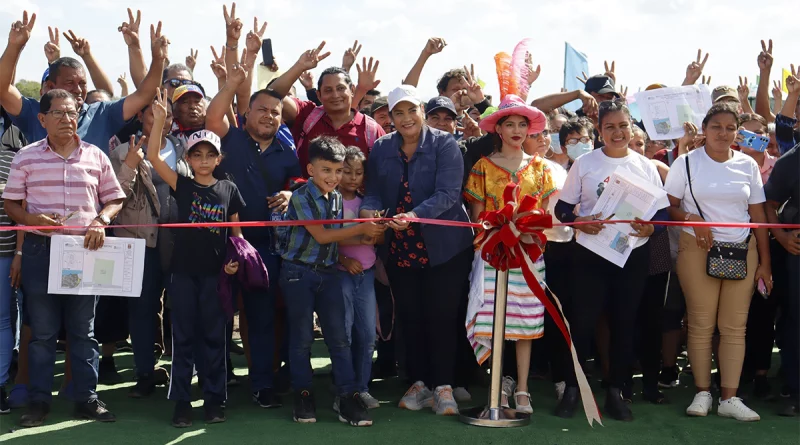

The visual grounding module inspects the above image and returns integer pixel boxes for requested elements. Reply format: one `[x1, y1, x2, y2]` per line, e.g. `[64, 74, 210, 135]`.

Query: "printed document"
[576, 167, 669, 267]
[48, 235, 146, 297]
[635, 85, 713, 141]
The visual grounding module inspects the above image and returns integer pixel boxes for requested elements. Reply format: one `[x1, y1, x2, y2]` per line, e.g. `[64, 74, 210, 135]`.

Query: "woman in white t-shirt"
[664, 103, 772, 422]
[553, 100, 666, 422]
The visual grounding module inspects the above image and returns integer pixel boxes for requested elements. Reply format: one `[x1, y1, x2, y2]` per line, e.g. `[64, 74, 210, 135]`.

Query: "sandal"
[514, 391, 533, 414]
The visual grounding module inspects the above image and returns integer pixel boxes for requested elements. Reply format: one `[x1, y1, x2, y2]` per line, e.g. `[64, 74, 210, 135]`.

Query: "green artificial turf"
[1, 340, 798, 445]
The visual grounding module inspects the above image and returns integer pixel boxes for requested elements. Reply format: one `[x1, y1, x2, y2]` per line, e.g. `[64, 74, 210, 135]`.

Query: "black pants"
[387, 249, 472, 389]
[564, 243, 650, 389]
[543, 240, 574, 383]
[743, 238, 786, 376]
[635, 271, 669, 390]
[781, 253, 800, 399]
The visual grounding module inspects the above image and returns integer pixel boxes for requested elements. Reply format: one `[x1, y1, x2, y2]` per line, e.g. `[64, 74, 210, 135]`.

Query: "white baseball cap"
[388, 85, 422, 112]
[187, 130, 222, 153]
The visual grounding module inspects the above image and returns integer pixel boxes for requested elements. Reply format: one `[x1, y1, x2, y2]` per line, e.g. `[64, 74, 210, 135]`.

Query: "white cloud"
[1, 0, 798, 103]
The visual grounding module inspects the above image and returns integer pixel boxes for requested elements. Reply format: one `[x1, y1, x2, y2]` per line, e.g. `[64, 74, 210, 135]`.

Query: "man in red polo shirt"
[268, 42, 385, 176]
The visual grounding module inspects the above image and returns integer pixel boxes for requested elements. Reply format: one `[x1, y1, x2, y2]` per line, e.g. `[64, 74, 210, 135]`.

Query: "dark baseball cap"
[369, 96, 389, 115]
[425, 96, 457, 117]
[585, 75, 619, 97]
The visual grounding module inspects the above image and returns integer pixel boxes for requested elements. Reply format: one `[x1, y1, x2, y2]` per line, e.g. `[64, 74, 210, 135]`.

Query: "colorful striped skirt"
[466, 252, 546, 365]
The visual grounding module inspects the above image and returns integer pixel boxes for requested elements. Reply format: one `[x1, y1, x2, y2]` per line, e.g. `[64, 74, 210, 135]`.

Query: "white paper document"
[48, 235, 146, 297]
[576, 167, 669, 267]
[635, 85, 713, 141]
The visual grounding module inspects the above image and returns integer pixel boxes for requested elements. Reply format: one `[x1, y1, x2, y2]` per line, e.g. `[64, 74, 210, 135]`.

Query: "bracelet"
[225, 44, 238, 50]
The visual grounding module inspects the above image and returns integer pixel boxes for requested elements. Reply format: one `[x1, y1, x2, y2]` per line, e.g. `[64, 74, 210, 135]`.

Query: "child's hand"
[224, 260, 239, 275]
[340, 256, 363, 275]
[360, 221, 386, 238]
[361, 235, 377, 245]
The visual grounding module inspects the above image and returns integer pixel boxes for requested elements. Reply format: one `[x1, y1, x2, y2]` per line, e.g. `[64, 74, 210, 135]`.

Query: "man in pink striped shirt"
[2, 89, 125, 427]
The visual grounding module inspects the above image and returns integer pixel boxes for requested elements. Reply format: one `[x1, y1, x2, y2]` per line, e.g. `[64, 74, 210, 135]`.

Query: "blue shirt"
[217, 126, 302, 242]
[361, 127, 474, 267]
[281, 180, 342, 267]
[775, 114, 798, 155]
[276, 123, 297, 153]
[11, 96, 126, 154]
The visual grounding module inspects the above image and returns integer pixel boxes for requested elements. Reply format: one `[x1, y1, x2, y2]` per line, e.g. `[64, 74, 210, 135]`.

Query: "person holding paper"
[553, 100, 666, 422]
[664, 103, 772, 422]
[2, 89, 126, 427]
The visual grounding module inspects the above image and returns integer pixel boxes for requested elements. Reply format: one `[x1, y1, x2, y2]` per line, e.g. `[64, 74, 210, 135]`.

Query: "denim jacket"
[361, 126, 474, 267]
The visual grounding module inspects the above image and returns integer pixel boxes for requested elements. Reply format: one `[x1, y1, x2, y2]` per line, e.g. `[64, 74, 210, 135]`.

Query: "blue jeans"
[339, 269, 376, 393]
[167, 273, 226, 403]
[22, 236, 99, 403]
[0, 256, 15, 385]
[240, 245, 279, 392]
[280, 261, 356, 394]
[128, 247, 162, 378]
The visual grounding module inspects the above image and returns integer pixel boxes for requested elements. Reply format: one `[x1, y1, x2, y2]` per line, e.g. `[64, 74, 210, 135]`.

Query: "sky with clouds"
[2, 0, 799, 102]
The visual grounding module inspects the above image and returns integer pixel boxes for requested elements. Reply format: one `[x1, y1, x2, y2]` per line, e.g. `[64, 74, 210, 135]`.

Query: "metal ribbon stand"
[459, 269, 531, 427]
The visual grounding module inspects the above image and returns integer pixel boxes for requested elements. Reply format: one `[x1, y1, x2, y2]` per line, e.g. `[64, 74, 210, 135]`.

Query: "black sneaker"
[19, 401, 49, 427]
[253, 389, 282, 408]
[338, 392, 373, 427]
[604, 388, 633, 421]
[293, 389, 316, 423]
[172, 401, 193, 428]
[153, 367, 170, 386]
[74, 399, 116, 422]
[753, 375, 773, 400]
[129, 375, 157, 398]
[98, 358, 123, 385]
[116, 340, 133, 352]
[204, 402, 226, 424]
[658, 366, 680, 389]
[554, 386, 579, 418]
[1, 387, 9, 414]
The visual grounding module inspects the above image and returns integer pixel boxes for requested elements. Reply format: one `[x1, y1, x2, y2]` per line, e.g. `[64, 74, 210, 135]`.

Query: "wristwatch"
[95, 214, 111, 225]
[14, 250, 22, 257]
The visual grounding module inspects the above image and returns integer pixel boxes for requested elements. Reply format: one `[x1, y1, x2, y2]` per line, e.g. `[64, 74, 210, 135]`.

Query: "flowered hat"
[478, 95, 546, 135]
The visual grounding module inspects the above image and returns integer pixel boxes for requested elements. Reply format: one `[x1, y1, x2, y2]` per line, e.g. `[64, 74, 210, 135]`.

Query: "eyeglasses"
[46, 110, 79, 121]
[163, 78, 194, 88]
[566, 136, 592, 145]
[530, 129, 550, 138]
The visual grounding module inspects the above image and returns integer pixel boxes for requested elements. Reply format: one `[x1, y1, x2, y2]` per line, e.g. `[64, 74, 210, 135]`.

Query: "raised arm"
[238, 17, 267, 115]
[62, 30, 114, 94]
[341, 40, 361, 73]
[779, 66, 799, 119]
[681, 49, 709, 86]
[122, 22, 169, 121]
[738, 76, 755, 114]
[146, 88, 178, 190]
[403, 37, 445, 87]
[755, 39, 774, 121]
[223, 2, 243, 81]
[207, 50, 251, 138]
[353, 57, 380, 110]
[531, 89, 597, 116]
[44, 26, 61, 65]
[271, 41, 330, 122]
[118, 8, 147, 88]
[0, 11, 36, 117]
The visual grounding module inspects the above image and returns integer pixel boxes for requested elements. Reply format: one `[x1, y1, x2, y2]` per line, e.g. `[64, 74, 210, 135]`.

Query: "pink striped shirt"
[2, 137, 126, 236]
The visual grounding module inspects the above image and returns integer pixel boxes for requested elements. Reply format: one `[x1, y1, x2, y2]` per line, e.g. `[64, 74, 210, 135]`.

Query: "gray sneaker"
[453, 387, 472, 403]
[433, 385, 459, 416]
[333, 396, 340, 413]
[398, 381, 433, 411]
[360, 392, 380, 409]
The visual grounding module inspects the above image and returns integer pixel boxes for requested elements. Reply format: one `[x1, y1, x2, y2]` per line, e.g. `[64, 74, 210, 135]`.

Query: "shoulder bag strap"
[685, 156, 705, 220]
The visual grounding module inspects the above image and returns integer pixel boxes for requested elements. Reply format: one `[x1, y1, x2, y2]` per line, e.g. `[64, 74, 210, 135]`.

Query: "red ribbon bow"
[475, 183, 603, 427]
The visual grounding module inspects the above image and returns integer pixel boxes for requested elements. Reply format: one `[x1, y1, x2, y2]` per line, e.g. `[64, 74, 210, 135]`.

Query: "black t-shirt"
[170, 175, 245, 275]
[764, 145, 800, 224]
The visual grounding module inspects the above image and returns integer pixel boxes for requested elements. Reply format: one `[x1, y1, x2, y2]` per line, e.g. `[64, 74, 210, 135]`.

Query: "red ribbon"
[474, 183, 602, 427]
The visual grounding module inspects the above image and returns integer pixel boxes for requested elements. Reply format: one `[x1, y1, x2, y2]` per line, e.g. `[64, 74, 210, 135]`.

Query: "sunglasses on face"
[163, 79, 206, 96]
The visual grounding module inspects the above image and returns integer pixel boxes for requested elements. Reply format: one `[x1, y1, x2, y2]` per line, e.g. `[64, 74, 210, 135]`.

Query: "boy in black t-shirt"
[147, 89, 245, 427]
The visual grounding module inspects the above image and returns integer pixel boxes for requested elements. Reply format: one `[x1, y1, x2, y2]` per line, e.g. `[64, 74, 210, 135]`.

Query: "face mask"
[550, 133, 562, 154]
[567, 142, 593, 160]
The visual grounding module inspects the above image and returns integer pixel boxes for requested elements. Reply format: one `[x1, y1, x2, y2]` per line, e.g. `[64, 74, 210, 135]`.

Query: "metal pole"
[459, 268, 530, 427]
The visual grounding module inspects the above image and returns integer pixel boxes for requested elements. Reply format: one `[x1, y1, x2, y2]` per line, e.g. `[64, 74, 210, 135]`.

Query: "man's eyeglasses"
[566, 136, 592, 145]
[46, 110, 79, 121]
[530, 129, 550, 138]
[163, 78, 194, 88]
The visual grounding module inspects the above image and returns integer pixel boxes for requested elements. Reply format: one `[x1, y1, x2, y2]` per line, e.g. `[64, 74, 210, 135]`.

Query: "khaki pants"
[677, 231, 757, 389]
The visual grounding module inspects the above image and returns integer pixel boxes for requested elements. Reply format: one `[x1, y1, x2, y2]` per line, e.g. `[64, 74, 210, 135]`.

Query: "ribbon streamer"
[474, 183, 603, 427]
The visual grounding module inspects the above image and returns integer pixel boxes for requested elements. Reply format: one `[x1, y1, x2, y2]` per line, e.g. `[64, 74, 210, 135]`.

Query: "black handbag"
[685, 157, 750, 280]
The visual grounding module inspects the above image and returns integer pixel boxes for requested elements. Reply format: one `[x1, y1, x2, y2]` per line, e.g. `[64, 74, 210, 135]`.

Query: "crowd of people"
[0, 5, 798, 431]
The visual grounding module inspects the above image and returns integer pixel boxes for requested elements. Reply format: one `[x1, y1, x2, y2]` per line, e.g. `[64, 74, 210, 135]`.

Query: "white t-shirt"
[664, 148, 765, 243]
[542, 159, 574, 243]
[560, 149, 664, 249]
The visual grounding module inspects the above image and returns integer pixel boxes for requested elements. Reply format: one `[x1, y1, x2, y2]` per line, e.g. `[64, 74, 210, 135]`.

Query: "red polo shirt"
[291, 98, 385, 177]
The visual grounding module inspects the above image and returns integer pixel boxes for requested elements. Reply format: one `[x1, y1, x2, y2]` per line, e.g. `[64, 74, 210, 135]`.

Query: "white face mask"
[550, 133, 562, 154]
[566, 141, 593, 160]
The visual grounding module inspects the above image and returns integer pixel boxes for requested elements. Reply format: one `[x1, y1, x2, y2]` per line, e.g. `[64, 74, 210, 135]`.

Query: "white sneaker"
[555, 381, 566, 401]
[686, 391, 713, 417]
[433, 385, 459, 416]
[501, 376, 516, 408]
[453, 387, 472, 403]
[398, 381, 433, 411]
[717, 397, 760, 422]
